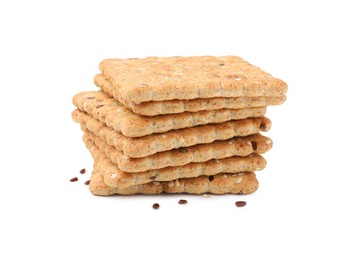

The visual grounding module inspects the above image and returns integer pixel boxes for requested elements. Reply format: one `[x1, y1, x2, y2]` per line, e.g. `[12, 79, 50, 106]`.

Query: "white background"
[1, 0, 346, 259]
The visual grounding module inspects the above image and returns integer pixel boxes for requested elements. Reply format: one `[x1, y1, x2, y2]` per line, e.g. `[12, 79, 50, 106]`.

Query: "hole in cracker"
[209, 176, 214, 182]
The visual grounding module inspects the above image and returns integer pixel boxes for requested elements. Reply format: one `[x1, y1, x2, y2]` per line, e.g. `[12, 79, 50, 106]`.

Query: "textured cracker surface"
[99, 56, 287, 104]
[85, 137, 259, 195]
[72, 91, 267, 137]
[95, 73, 286, 116]
[84, 134, 265, 188]
[72, 109, 272, 158]
[82, 129, 272, 173]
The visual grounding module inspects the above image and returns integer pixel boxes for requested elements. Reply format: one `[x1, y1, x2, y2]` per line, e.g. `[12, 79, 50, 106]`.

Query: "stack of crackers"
[72, 56, 287, 196]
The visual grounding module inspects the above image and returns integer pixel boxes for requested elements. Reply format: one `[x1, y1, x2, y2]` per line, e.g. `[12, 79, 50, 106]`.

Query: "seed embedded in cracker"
[70, 177, 78, 182]
[80, 168, 86, 174]
[178, 147, 188, 153]
[152, 203, 160, 209]
[208, 176, 214, 182]
[235, 201, 247, 207]
[260, 123, 267, 130]
[178, 199, 187, 204]
[251, 141, 257, 151]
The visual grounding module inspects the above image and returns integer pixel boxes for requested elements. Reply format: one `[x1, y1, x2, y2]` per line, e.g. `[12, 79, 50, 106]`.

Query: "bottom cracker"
[86, 138, 259, 196]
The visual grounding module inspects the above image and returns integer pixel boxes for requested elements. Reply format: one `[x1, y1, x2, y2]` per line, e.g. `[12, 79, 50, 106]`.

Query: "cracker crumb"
[168, 181, 175, 188]
[223, 174, 228, 179]
[203, 194, 210, 198]
[110, 173, 117, 179]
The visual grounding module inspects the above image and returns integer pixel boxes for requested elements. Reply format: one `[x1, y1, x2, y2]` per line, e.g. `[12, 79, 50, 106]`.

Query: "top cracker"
[99, 56, 287, 104]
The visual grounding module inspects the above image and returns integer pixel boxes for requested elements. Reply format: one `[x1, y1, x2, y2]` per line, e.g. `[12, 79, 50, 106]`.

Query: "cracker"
[72, 109, 272, 158]
[99, 56, 287, 104]
[72, 91, 267, 137]
[85, 138, 259, 195]
[82, 128, 272, 173]
[84, 134, 266, 188]
[95, 73, 286, 116]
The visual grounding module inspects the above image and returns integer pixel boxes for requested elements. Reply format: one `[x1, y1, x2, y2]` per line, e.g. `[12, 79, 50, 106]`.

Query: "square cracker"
[95, 73, 286, 116]
[72, 91, 267, 137]
[85, 137, 259, 195]
[82, 129, 272, 173]
[99, 56, 287, 104]
[84, 134, 266, 188]
[72, 109, 272, 158]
